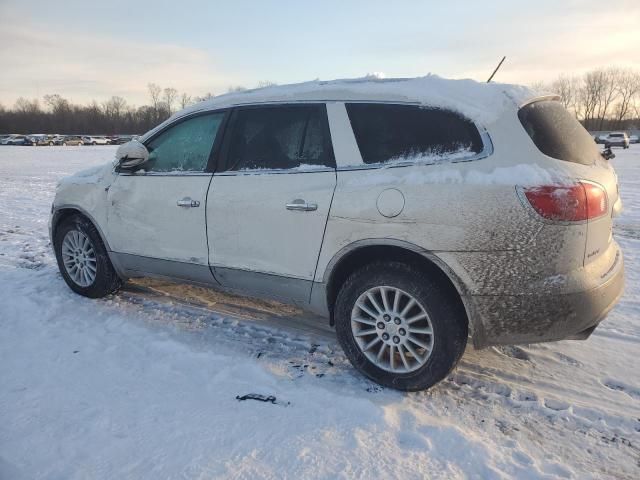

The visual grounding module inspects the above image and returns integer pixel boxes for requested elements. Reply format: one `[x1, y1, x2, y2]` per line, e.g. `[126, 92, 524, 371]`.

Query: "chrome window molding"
[213, 167, 336, 176]
[116, 171, 212, 177]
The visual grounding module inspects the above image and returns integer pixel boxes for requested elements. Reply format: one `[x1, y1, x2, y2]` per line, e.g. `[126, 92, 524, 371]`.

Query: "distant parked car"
[61, 136, 84, 146]
[603, 132, 630, 149]
[82, 136, 110, 146]
[29, 135, 57, 146]
[1, 134, 33, 145]
[629, 135, 639, 144]
[110, 135, 135, 145]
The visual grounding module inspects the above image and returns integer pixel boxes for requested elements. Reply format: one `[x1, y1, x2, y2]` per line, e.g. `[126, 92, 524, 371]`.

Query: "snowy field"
[1, 146, 639, 480]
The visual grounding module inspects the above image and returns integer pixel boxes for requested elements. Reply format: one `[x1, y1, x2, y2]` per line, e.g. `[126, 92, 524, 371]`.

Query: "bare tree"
[163, 87, 178, 115]
[613, 69, 640, 125]
[550, 75, 579, 113]
[14, 97, 40, 114]
[179, 92, 192, 109]
[148, 83, 162, 118]
[592, 68, 619, 130]
[103, 96, 127, 119]
[227, 85, 247, 93]
[43, 94, 71, 114]
[257, 80, 277, 88]
[578, 70, 605, 129]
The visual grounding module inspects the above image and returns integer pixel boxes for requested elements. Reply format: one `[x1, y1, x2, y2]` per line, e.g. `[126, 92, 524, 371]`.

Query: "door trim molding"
[111, 252, 219, 286]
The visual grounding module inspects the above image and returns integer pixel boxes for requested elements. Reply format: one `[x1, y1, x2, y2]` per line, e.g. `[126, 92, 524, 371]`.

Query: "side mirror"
[602, 147, 615, 161]
[116, 140, 149, 170]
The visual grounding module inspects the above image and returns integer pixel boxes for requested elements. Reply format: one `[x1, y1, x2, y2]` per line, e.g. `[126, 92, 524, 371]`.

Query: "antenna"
[487, 56, 506, 83]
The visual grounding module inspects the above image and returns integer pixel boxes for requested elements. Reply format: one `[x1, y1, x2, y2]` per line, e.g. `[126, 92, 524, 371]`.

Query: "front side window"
[145, 113, 224, 172]
[345, 103, 483, 165]
[224, 105, 334, 171]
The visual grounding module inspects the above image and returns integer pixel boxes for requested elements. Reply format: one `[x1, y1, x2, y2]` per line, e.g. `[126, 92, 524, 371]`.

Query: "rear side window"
[345, 103, 483, 165]
[518, 101, 599, 165]
[224, 105, 334, 171]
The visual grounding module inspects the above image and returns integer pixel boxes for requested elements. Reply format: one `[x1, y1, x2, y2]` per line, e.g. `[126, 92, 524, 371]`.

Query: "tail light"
[521, 182, 608, 222]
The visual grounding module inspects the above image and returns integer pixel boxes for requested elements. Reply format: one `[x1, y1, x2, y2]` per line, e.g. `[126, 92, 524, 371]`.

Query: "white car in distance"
[602, 132, 630, 149]
[82, 136, 111, 146]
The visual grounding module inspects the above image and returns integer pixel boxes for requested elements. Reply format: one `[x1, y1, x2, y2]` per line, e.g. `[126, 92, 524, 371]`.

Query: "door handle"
[177, 197, 200, 208]
[286, 199, 318, 211]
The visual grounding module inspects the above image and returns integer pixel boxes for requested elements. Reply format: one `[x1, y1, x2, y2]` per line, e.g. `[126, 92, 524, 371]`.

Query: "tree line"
[533, 67, 640, 131]
[0, 83, 228, 135]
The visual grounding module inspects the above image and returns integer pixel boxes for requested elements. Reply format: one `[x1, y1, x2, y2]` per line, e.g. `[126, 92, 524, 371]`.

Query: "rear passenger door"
[207, 104, 336, 302]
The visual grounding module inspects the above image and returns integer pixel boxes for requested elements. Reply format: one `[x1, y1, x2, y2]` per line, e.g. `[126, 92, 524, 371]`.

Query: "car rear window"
[518, 100, 599, 165]
[345, 103, 484, 165]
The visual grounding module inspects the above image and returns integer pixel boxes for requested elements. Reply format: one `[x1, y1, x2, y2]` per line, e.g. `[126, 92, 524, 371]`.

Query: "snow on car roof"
[141, 75, 541, 141]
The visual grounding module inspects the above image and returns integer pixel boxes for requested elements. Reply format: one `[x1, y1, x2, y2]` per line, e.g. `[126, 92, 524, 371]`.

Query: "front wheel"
[54, 214, 122, 298]
[334, 262, 468, 391]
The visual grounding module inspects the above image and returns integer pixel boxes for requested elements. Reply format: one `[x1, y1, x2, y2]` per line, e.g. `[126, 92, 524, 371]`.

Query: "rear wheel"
[334, 261, 468, 391]
[54, 214, 122, 298]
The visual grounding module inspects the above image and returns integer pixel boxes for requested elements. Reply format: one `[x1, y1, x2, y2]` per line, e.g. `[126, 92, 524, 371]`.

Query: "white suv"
[603, 132, 630, 149]
[82, 136, 111, 145]
[50, 77, 624, 391]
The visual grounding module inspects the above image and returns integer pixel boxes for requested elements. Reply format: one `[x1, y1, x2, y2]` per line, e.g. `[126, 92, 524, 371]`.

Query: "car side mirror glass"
[116, 140, 149, 170]
[602, 147, 615, 161]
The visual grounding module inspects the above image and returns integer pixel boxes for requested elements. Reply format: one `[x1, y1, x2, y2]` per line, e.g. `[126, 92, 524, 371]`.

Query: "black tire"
[334, 261, 468, 391]
[54, 214, 122, 298]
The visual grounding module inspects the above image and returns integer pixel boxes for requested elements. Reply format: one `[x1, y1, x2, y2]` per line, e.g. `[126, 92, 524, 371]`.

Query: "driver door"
[106, 112, 225, 283]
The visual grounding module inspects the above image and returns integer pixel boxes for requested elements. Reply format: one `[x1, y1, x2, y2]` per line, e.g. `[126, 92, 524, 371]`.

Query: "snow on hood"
[141, 75, 539, 142]
[57, 162, 114, 188]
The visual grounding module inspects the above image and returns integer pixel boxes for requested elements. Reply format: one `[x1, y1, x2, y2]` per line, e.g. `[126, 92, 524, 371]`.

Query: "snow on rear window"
[346, 103, 483, 165]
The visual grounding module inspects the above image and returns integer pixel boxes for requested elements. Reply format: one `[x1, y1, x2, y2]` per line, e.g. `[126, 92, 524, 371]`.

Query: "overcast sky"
[1, 0, 639, 107]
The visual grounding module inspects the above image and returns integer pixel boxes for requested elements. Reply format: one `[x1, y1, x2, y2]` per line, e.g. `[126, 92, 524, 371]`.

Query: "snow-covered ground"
[0, 146, 639, 479]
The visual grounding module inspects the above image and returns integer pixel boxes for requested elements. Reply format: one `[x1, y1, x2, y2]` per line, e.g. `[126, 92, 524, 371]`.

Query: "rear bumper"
[605, 141, 629, 147]
[470, 248, 624, 348]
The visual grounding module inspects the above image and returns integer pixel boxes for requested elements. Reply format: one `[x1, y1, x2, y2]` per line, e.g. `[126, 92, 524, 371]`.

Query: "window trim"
[216, 103, 336, 176]
[118, 109, 231, 176]
[339, 101, 493, 171]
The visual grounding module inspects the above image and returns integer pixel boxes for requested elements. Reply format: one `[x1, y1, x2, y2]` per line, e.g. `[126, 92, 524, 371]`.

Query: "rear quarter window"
[345, 103, 484, 165]
[518, 100, 600, 165]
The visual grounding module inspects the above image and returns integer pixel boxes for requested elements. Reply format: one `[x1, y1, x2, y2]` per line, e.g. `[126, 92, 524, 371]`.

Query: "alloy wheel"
[350, 286, 434, 373]
[61, 230, 97, 287]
